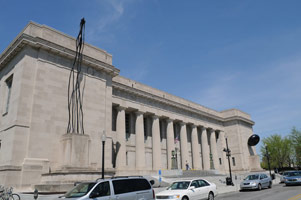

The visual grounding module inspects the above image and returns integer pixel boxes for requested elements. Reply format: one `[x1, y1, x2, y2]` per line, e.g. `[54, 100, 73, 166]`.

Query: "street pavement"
[216, 184, 301, 200]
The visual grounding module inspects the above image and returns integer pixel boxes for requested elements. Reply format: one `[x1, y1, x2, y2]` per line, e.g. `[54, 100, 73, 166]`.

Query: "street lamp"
[223, 137, 234, 186]
[265, 145, 272, 179]
[101, 130, 106, 179]
[34, 189, 38, 200]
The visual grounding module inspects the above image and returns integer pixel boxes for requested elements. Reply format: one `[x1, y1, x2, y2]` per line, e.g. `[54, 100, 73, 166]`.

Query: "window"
[112, 108, 117, 131]
[91, 181, 110, 197]
[219, 158, 222, 165]
[5, 76, 13, 114]
[125, 113, 130, 134]
[144, 117, 147, 141]
[64, 182, 96, 198]
[190, 180, 199, 188]
[112, 179, 151, 194]
[232, 157, 236, 166]
[197, 180, 209, 187]
[125, 113, 131, 140]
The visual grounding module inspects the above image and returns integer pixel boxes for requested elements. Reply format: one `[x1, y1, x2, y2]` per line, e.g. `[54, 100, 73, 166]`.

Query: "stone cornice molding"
[112, 81, 254, 126]
[0, 22, 120, 77]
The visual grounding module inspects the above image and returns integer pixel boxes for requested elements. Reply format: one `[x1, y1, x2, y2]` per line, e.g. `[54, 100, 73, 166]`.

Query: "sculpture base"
[60, 133, 91, 168]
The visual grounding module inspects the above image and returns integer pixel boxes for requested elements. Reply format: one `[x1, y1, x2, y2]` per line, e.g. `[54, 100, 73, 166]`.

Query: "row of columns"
[115, 106, 226, 171]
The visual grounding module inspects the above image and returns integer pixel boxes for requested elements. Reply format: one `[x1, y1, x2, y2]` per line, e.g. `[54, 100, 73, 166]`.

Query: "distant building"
[0, 22, 261, 190]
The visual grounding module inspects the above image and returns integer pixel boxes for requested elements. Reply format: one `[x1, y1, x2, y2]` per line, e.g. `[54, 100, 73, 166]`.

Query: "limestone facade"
[0, 22, 261, 189]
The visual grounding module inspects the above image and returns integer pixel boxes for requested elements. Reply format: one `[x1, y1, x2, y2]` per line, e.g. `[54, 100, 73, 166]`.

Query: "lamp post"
[223, 137, 234, 186]
[101, 130, 106, 179]
[33, 189, 38, 200]
[265, 145, 272, 179]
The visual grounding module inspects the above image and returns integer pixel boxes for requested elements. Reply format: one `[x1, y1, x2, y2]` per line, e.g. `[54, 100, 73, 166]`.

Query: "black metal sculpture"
[67, 18, 85, 134]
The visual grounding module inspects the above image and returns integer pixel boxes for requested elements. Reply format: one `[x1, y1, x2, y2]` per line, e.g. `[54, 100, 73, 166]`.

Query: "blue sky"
[1, 0, 300, 154]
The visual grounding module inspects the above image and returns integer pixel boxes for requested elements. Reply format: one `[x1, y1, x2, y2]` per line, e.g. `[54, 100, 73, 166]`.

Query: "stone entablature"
[112, 76, 254, 126]
[0, 22, 119, 77]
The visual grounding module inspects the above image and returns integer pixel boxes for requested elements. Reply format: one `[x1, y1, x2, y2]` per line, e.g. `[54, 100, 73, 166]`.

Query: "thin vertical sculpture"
[67, 18, 85, 134]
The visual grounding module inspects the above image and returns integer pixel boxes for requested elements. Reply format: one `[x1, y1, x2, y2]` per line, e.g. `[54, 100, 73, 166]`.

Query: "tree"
[260, 134, 292, 169]
[289, 127, 301, 167]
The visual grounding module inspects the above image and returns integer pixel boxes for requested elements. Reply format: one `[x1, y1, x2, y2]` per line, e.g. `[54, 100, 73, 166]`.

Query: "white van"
[61, 176, 155, 200]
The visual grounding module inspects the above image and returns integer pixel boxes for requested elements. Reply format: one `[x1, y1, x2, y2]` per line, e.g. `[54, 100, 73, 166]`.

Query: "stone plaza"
[0, 22, 261, 191]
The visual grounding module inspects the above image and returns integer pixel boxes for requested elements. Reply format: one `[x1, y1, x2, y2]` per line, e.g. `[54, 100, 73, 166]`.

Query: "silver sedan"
[240, 173, 272, 191]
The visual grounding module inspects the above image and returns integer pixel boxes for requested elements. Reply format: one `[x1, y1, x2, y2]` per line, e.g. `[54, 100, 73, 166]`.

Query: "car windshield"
[286, 171, 301, 177]
[245, 175, 259, 180]
[64, 182, 96, 198]
[168, 181, 190, 190]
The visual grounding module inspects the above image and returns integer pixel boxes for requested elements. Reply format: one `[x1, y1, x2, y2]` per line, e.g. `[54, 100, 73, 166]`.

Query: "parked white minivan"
[61, 176, 155, 200]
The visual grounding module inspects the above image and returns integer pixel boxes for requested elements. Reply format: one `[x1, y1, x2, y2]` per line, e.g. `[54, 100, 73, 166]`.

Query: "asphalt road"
[216, 184, 301, 200]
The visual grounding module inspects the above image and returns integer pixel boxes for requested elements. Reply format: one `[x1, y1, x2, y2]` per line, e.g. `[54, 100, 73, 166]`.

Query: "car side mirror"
[150, 180, 155, 185]
[188, 186, 195, 190]
[89, 192, 100, 199]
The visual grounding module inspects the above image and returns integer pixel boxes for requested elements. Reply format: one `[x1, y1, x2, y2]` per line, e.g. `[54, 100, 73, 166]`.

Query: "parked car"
[240, 173, 272, 191]
[60, 176, 155, 200]
[280, 171, 293, 183]
[155, 179, 217, 200]
[284, 171, 301, 186]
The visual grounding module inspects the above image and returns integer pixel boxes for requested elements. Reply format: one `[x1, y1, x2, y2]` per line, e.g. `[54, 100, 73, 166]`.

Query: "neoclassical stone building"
[0, 22, 261, 189]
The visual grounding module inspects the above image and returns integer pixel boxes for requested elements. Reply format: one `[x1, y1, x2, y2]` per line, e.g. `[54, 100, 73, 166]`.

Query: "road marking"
[288, 194, 301, 200]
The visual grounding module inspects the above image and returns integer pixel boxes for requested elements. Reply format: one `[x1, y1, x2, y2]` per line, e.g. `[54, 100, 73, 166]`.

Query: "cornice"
[112, 81, 254, 126]
[0, 23, 120, 77]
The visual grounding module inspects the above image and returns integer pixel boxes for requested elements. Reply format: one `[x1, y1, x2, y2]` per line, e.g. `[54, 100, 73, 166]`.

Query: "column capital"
[152, 115, 159, 120]
[200, 126, 206, 131]
[208, 128, 215, 133]
[191, 124, 197, 129]
[116, 106, 126, 111]
[135, 111, 144, 116]
[166, 118, 174, 123]
[179, 121, 186, 126]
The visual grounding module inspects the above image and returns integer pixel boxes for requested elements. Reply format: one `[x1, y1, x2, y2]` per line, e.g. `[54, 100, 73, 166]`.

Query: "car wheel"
[258, 183, 262, 190]
[268, 182, 272, 188]
[182, 196, 189, 200]
[208, 192, 214, 200]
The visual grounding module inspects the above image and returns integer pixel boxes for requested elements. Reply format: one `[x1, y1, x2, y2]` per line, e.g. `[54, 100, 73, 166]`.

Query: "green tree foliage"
[260, 127, 301, 170]
[260, 134, 292, 169]
[289, 127, 301, 167]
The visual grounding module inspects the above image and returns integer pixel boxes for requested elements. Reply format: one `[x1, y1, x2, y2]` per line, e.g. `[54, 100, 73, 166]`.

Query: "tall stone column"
[116, 106, 126, 170]
[152, 115, 161, 170]
[135, 111, 145, 170]
[191, 125, 201, 169]
[209, 129, 219, 170]
[180, 122, 189, 169]
[201, 127, 210, 170]
[219, 130, 229, 172]
[166, 119, 175, 169]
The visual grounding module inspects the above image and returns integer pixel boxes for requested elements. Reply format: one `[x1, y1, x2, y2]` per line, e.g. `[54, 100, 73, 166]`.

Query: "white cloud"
[86, 0, 133, 44]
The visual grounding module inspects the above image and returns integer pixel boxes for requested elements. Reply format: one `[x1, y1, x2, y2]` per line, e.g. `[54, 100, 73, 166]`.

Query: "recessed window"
[219, 158, 222, 165]
[125, 113, 130, 140]
[5, 76, 13, 114]
[232, 157, 236, 166]
[144, 117, 148, 141]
